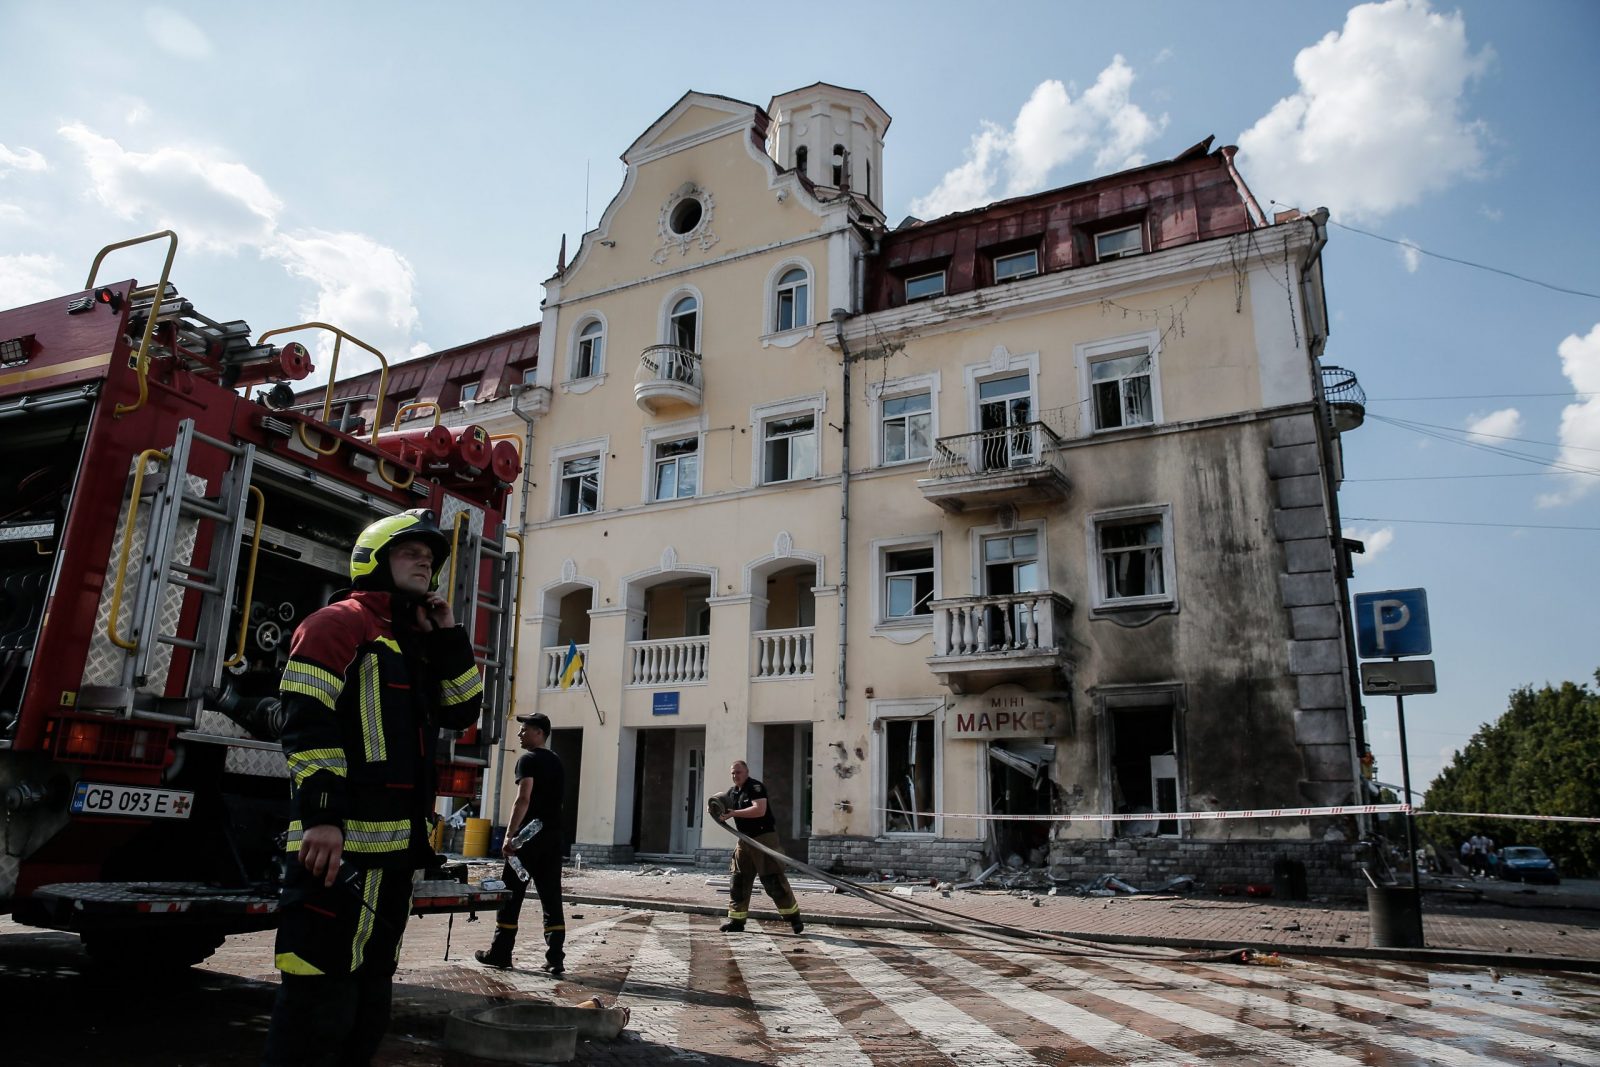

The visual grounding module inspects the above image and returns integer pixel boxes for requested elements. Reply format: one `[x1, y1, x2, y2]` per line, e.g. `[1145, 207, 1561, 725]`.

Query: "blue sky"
[3, 0, 1596, 802]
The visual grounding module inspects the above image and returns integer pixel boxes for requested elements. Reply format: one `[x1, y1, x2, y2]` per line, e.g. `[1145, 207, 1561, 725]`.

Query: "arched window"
[573, 319, 604, 379]
[795, 145, 808, 177]
[669, 295, 699, 351]
[832, 143, 846, 187]
[774, 268, 809, 332]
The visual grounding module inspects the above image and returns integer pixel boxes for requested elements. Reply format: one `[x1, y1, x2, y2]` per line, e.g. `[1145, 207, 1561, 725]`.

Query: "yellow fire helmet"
[349, 509, 450, 592]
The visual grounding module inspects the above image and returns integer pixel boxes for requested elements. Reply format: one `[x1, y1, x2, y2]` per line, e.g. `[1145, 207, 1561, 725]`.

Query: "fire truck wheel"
[82, 929, 226, 971]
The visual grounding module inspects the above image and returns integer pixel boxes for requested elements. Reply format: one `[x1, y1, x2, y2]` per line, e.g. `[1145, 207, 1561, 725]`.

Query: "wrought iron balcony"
[1320, 364, 1365, 433]
[635, 344, 703, 413]
[926, 591, 1074, 693]
[917, 422, 1071, 513]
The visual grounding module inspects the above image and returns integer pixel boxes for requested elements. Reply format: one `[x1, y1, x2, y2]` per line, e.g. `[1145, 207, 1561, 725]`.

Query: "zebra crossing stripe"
[725, 925, 873, 1066]
[870, 928, 1192, 1065]
[1098, 955, 1514, 1067]
[622, 913, 706, 1062]
[1185, 959, 1600, 1066]
[810, 931, 1043, 1066]
[946, 933, 1366, 1067]
[472, 911, 634, 995]
[1287, 958, 1600, 1047]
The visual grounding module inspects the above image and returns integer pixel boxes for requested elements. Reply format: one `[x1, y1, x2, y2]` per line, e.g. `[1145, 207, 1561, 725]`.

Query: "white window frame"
[1086, 503, 1177, 613]
[660, 286, 704, 353]
[568, 314, 606, 381]
[968, 517, 1049, 597]
[904, 269, 946, 302]
[751, 393, 825, 486]
[1075, 330, 1163, 435]
[870, 533, 941, 636]
[549, 436, 607, 519]
[456, 379, 481, 406]
[1095, 224, 1145, 262]
[869, 697, 945, 837]
[868, 370, 940, 468]
[761, 258, 817, 349]
[964, 350, 1040, 435]
[993, 248, 1039, 282]
[641, 417, 705, 504]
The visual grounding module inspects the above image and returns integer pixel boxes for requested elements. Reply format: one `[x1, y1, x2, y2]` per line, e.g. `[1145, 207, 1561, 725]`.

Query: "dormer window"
[993, 249, 1039, 282]
[904, 270, 946, 302]
[457, 380, 481, 405]
[1095, 225, 1144, 262]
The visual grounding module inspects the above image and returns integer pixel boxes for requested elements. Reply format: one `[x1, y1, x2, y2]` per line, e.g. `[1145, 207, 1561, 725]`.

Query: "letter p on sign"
[1354, 588, 1431, 659]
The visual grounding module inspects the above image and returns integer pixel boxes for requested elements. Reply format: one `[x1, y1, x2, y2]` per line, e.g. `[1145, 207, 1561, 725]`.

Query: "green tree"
[1421, 670, 1600, 877]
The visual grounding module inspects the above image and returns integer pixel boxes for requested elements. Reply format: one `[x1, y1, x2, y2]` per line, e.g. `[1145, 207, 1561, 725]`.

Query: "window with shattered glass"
[883, 717, 935, 833]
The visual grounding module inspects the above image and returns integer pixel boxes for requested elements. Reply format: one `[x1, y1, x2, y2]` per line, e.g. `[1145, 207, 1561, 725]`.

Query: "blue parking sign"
[1354, 588, 1431, 658]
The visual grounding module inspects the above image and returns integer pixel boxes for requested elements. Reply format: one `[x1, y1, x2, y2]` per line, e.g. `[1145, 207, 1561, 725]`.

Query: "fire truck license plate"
[71, 781, 194, 820]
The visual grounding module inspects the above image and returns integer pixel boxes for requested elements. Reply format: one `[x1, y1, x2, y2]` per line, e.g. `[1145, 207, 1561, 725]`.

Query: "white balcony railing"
[541, 644, 589, 690]
[627, 635, 710, 686]
[753, 627, 814, 679]
[931, 591, 1070, 658]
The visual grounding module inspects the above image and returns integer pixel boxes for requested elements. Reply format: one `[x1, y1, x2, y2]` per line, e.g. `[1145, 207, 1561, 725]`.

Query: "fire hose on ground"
[705, 794, 1265, 965]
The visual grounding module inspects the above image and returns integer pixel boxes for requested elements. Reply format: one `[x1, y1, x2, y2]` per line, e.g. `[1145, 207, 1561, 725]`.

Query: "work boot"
[541, 960, 565, 976]
[474, 948, 512, 969]
[719, 919, 745, 933]
[789, 915, 804, 935]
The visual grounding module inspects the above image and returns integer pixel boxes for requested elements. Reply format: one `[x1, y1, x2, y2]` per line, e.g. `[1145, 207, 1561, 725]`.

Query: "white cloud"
[126, 102, 151, 126]
[59, 124, 280, 253]
[143, 7, 213, 58]
[47, 123, 427, 382]
[1464, 407, 1522, 443]
[1236, 0, 1492, 220]
[266, 230, 427, 386]
[1398, 238, 1422, 273]
[0, 253, 68, 306]
[1478, 204, 1502, 222]
[911, 57, 1166, 218]
[1153, 48, 1175, 65]
[1343, 525, 1394, 566]
[0, 144, 48, 176]
[1537, 323, 1600, 507]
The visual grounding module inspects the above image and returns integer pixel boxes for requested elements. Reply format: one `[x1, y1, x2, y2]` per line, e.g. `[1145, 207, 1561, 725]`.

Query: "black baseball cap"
[515, 712, 552, 733]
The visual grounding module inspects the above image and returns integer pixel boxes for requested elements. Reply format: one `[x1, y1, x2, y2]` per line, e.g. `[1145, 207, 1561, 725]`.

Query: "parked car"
[1498, 846, 1561, 884]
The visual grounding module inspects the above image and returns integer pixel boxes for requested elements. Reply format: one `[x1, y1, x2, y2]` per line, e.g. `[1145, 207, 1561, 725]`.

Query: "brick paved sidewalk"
[536, 862, 1600, 967]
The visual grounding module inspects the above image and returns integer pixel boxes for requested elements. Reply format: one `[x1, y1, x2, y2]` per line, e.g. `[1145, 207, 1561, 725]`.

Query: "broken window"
[883, 717, 935, 833]
[1109, 703, 1180, 836]
[1090, 348, 1154, 430]
[1095, 512, 1171, 605]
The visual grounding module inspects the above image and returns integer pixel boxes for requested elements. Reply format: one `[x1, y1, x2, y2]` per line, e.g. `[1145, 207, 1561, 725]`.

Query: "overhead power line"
[1325, 219, 1600, 300]
[1380, 414, 1600, 454]
[1365, 391, 1596, 402]
[1344, 516, 1600, 532]
[1344, 472, 1553, 482]
[1366, 413, 1600, 478]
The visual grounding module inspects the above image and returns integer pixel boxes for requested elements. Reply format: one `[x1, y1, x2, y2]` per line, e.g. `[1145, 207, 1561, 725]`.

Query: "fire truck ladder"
[104, 418, 257, 722]
[438, 517, 517, 757]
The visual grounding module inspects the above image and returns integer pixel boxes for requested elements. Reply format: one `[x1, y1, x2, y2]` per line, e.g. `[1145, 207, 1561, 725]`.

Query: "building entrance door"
[672, 729, 706, 856]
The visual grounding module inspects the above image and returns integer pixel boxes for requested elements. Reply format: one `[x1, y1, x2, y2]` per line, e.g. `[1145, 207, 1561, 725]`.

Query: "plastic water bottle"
[509, 818, 543, 849]
[506, 854, 531, 883]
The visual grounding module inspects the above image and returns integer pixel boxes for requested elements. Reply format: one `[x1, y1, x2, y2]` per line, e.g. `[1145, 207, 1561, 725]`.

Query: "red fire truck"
[0, 232, 515, 967]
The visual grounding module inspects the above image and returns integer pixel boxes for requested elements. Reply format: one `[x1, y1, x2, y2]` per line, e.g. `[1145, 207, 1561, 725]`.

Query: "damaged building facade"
[390, 83, 1368, 895]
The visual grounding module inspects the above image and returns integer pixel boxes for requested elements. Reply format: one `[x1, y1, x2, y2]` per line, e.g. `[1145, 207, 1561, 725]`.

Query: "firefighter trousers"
[486, 846, 565, 968]
[261, 863, 414, 1067]
[728, 831, 800, 923]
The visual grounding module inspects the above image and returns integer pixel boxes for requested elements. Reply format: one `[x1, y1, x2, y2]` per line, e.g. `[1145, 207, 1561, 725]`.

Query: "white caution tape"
[1415, 810, 1600, 825]
[881, 803, 1600, 825]
[880, 803, 1408, 823]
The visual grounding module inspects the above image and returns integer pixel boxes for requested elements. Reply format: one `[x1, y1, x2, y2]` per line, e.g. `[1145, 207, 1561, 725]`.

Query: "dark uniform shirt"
[514, 747, 565, 851]
[728, 777, 777, 836]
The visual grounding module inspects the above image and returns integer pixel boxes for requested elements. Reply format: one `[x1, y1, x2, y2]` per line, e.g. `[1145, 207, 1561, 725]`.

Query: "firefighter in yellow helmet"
[262, 509, 483, 1067]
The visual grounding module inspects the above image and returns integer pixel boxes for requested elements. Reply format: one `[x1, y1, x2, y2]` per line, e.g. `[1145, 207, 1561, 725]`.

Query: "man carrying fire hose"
[709, 760, 804, 935]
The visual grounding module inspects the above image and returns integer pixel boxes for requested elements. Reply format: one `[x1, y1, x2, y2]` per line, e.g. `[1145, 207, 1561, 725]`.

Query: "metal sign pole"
[1394, 665, 1424, 945]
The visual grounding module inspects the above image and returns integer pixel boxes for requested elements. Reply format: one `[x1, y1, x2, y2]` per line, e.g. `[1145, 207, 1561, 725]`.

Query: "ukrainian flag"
[559, 641, 584, 689]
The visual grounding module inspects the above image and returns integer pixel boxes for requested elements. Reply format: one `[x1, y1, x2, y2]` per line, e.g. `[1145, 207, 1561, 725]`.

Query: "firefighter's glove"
[706, 794, 728, 822]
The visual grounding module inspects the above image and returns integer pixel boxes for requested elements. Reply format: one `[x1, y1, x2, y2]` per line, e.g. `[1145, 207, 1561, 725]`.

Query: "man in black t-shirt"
[476, 712, 566, 973]
[714, 760, 803, 935]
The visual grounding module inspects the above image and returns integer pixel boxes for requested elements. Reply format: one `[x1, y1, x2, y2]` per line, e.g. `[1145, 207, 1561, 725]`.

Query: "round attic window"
[669, 197, 703, 235]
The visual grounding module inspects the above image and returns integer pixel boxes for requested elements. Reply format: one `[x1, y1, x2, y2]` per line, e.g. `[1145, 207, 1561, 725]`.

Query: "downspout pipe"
[490, 383, 540, 824]
[832, 308, 853, 721]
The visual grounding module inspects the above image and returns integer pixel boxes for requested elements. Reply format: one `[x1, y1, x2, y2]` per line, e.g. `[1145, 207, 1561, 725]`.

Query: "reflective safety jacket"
[278, 590, 483, 869]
